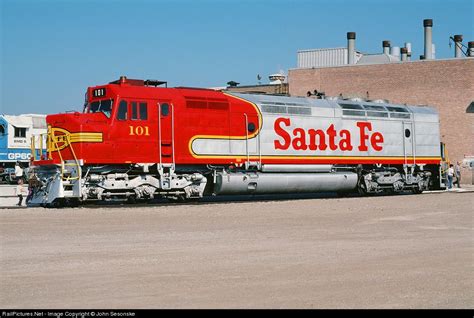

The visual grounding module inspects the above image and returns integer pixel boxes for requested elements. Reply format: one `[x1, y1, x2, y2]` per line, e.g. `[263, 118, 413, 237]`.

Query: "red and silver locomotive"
[28, 76, 443, 206]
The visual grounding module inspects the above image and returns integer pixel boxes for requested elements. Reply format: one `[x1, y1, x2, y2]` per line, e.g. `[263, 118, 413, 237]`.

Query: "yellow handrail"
[30, 136, 36, 161]
[44, 130, 81, 182]
[39, 134, 44, 159]
[64, 134, 81, 181]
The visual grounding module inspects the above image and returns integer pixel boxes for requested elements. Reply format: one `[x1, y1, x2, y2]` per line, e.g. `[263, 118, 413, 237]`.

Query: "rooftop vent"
[109, 76, 167, 87]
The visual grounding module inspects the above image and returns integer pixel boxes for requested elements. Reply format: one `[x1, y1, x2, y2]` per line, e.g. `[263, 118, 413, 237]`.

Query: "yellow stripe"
[189, 93, 263, 157]
[188, 154, 441, 161]
[48, 127, 103, 153]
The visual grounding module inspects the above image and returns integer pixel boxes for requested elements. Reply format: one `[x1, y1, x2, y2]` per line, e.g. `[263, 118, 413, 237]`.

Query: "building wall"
[225, 83, 289, 95]
[288, 58, 474, 184]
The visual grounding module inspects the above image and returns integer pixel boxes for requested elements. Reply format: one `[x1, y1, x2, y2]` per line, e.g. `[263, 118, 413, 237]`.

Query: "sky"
[1, 0, 473, 115]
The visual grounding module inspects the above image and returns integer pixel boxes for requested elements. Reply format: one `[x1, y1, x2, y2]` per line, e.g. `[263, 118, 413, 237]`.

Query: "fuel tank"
[214, 171, 358, 195]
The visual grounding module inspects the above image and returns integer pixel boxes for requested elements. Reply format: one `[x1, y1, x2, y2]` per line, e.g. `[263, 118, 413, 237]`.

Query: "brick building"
[224, 83, 289, 95]
[288, 58, 474, 183]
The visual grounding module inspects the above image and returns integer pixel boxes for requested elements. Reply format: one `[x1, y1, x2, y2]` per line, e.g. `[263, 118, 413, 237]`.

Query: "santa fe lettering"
[273, 118, 384, 152]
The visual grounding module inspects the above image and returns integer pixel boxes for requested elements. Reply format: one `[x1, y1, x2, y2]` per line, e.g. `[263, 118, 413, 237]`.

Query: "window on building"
[14, 127, 27, 138]
[117, 100, 128, 120]
[0, 125, 4, 135]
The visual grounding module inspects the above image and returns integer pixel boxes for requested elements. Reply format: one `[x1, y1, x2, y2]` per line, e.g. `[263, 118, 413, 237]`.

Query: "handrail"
[50, 133, 80, 181]
[158, 102, 175, 169]
[30, 136, 36, 161]
[51, 136, 64, 177]
[171, 103, 175, 168]
[158, 102, 162, 167]
[64, 134, 81, 181]
[258, 122, 262, 168]
[39, 133, 44, 159]
[30, 133, 48, 161]
[244, 113, 249, 166]
[402, 122, 408, 166]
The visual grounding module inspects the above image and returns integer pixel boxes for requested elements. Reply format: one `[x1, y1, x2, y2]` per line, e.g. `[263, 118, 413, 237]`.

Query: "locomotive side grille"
[338, 102, 412, 119]
[366, 111, 389, 118]
[209, 101, 229, 110]
[185, 96, 229, 110]
[287, 107, 312, 115]
[342, 110, 366, 117]
[389, 113, 411, 119]
[260, 100, 312, 116]
[261, 105, 287, 113]
[186, 100, 207, 109]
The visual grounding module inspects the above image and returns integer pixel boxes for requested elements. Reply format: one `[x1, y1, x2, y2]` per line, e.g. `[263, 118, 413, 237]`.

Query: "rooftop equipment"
[391, 46, 401, 60]
[401, 48, 408, 61]
[405, 42, 412, 60]
[454, 35, 463, 58]
[423, 19, 434, 60]
[347, 32, 356, 64]
[383, 41, 391, 54]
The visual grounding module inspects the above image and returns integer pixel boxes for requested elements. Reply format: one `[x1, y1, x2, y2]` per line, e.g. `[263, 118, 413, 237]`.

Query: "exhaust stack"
[401, 47, 408, 61]
[391, 46, 401, 61]
[423, 19, 433, 60]
[405, 42, 412, 61]
[347, 32, 356, 64]
[383, 40, 390, 54]
[454, 35, 463, 58]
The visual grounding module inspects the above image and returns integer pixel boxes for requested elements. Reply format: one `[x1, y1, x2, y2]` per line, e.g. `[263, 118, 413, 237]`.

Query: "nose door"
[158, 102, 174, 167]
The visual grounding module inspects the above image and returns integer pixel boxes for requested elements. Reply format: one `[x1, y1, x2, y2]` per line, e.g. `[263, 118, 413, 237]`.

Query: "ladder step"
[63, 190, 74, 197]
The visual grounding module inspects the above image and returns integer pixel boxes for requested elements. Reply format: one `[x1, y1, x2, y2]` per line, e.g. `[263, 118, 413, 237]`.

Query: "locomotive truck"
[28, 76, 444, 207]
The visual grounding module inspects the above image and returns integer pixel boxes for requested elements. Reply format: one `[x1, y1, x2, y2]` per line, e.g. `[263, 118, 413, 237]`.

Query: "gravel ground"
[0, 192, 472, 309]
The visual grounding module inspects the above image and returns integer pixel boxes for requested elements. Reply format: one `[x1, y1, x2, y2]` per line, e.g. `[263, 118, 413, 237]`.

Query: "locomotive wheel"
[126, 196, 137, 204]
[412, 187, 423, 194]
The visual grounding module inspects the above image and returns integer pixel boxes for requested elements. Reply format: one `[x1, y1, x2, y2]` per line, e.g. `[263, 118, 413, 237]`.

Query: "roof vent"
[346, 97, 364, 102]
[368, 99, 390, 104]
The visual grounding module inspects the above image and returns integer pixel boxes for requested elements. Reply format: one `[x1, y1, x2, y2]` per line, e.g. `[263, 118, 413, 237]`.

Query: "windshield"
[87, 99, 113, 118]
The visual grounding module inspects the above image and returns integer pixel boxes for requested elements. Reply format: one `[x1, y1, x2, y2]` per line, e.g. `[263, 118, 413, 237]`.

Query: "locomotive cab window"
[139, 103, 148, 120]
[131, 102, 138, 120]
[117, 100, 128, 120]
[129, 101, 148, 120]
[88, 99, 113, 118]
